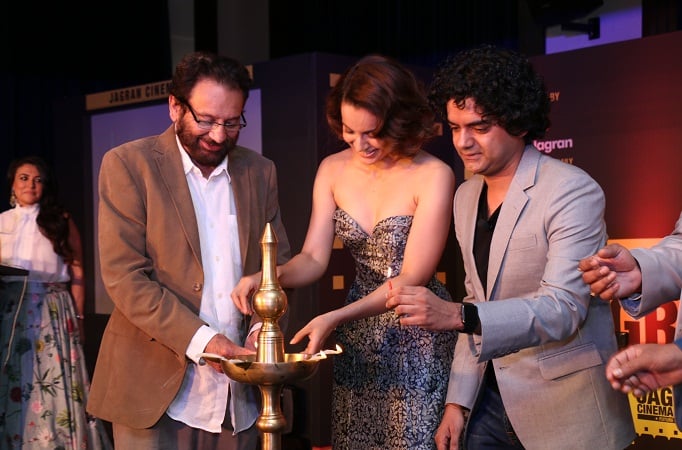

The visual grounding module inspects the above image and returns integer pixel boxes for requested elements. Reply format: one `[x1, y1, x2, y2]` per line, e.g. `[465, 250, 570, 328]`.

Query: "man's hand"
[385, 286, 460, 331]
[435, 403, 465, 450]
[606, 343, 682, 397]
[578, 243, 642, 300]
[202, 334, 255, 373]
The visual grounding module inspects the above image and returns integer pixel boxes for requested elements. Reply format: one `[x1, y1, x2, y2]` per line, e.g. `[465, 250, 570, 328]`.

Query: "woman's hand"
[290, 312, 338, 355]
[231, 272, 261, 315]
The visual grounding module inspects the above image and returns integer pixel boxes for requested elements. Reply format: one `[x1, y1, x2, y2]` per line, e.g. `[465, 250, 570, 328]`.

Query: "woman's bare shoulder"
[318, 149, 351, 171]
[415, 151, 454, 177]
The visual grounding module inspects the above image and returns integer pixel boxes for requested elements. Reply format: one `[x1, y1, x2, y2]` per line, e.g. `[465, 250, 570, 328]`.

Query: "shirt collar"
[13, 203, 40, 218]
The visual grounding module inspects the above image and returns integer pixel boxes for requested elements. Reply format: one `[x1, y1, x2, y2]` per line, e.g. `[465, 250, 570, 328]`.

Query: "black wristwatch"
[461, 302, 480, 334]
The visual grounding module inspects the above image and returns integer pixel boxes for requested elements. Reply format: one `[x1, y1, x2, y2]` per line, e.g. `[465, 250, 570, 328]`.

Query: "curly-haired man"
[386, 45, 635, 450]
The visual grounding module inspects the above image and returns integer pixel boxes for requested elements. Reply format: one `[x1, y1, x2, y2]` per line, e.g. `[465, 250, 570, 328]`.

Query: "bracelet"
[75, 314, 85, 320]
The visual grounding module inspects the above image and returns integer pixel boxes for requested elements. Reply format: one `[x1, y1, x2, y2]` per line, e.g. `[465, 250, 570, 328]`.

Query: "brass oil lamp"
[202, 223, 338, 449]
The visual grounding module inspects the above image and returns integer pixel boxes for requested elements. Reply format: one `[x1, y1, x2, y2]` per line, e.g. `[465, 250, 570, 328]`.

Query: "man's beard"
[176, 121, 237, 169]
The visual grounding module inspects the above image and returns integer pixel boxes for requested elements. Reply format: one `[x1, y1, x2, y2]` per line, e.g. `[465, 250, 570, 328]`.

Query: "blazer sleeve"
[628, 210, 682, 317]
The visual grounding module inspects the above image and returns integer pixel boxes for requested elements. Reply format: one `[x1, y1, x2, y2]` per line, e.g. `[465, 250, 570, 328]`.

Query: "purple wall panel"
[531, 31, 682, 239]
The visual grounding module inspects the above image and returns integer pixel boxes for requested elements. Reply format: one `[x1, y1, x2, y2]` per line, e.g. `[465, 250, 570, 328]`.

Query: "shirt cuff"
[248, 322, 263, 337]
[619, 293, 642, 315]
[187, 325, 218, 364]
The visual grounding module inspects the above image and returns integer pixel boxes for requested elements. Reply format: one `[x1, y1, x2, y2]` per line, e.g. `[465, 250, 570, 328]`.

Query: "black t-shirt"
[473, 182, 501, 393]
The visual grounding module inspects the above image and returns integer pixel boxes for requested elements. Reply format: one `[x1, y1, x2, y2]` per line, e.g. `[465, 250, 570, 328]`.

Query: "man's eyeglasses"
[178, 98, 247, 132]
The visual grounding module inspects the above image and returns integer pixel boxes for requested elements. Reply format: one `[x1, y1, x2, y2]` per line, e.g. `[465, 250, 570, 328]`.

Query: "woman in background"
[232, 55, 458, 450]
[0, 156, 111, 449]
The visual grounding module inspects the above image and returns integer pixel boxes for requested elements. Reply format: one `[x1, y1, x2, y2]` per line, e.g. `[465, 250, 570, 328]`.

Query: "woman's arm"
[231, 156, 339, 315]
[67, 215, 86, 335]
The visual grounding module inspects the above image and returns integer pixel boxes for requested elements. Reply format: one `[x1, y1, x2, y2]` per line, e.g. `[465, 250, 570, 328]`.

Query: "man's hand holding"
[578, 243, 642, 301]
[203, 334, 255, 373]
[385, 286, 460, 331]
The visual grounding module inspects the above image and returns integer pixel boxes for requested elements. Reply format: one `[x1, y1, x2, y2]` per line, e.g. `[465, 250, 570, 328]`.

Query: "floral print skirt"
[0, 281, 112, 449]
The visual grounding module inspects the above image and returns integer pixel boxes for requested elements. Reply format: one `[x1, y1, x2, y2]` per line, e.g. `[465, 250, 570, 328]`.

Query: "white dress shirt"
[166, 140, 257, 433]
[0, 203, 70, 282]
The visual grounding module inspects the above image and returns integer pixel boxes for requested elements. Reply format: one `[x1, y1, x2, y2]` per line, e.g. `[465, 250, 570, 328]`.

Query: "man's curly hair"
[428, 44, 551, 144]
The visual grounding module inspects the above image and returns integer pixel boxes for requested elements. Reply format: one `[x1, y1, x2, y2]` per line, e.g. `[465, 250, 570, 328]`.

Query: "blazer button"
[192, 283, 203, 292]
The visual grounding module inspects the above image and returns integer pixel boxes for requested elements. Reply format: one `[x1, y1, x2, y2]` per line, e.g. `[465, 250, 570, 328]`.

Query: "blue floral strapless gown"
[331, 209, 458, 450]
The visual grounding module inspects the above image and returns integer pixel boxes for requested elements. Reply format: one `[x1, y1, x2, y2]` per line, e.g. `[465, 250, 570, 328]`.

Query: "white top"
[0, 203, 69, 282]
[166, 139, 255, 433]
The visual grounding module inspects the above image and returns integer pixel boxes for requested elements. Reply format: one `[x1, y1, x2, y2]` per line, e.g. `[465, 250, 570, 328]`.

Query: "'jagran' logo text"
[533, 138, 574, 154]
[634, 387, 676, 423]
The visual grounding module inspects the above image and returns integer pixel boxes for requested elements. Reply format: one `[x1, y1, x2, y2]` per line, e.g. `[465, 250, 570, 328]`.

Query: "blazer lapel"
[227, 147, 253, 269]
[487, 147, 538, 299]
[458, 176, 488, 301]
[154, 126, 202, 265]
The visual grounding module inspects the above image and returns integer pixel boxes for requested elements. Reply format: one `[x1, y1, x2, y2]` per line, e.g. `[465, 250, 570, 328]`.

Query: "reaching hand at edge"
[578, 243, 642, 301]
[605, 343, 682, 397]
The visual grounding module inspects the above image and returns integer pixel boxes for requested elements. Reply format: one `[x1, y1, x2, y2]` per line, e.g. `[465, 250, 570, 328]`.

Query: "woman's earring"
[9, 191, 16, 207]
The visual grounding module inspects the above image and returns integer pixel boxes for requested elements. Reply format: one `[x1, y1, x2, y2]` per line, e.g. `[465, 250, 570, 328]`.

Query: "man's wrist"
[445, 402, 465, 412]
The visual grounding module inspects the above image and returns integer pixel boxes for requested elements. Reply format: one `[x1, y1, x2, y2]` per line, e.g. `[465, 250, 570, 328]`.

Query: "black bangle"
[461, 302, 479, 334]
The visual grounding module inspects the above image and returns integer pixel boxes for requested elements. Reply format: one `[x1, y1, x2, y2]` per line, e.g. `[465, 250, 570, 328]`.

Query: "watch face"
[462, 303, 479, 334]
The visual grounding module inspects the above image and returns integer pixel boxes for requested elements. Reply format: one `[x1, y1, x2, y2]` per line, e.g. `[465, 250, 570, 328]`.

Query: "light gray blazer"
[625, 210, 682, 429]
[447, 147, 635, 450]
